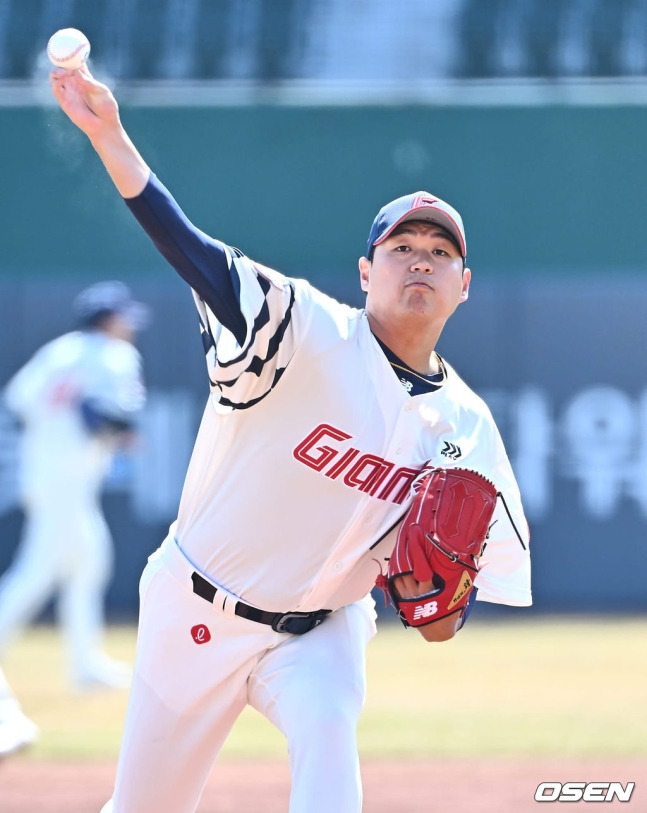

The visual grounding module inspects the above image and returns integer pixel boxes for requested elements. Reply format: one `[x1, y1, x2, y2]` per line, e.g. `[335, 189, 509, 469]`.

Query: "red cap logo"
[190, 624, 211, 644]
[413, 195, 438, 207]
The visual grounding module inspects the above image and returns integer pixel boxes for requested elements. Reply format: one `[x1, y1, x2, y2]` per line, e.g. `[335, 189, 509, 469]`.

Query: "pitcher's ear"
[359, 256, 371, 292]
[460, 267, 471, 302]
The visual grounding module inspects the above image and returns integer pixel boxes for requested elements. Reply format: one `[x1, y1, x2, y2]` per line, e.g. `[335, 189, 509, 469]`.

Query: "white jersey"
[101, 175, 532, 813]
[175, 257, 531, 614]
[4, 330, 146, 503]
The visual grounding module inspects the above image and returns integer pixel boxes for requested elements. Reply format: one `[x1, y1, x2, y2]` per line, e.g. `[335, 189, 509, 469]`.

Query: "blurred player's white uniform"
[0, 283, 146, 700]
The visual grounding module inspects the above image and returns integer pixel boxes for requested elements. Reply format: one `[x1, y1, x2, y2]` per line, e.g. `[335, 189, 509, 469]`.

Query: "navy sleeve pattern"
[125, 174, 299, 409]
[125, 174, 247, 345]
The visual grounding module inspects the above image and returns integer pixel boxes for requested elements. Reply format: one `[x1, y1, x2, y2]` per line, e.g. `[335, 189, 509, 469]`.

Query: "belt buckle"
[272, 611, 321, 635]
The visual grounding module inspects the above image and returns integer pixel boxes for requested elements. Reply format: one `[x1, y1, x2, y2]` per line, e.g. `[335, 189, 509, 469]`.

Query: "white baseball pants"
[102, 536, 377, 813]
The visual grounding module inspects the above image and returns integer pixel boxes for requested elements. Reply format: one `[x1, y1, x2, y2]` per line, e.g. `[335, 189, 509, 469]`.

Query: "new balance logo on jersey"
[399, 378, 413, 393]
[412, 601, 438, 620]
[293, 423, 421, 504]
[441, 441, 462, 459]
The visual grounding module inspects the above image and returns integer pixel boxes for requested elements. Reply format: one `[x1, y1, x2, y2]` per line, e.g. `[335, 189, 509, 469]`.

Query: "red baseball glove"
[382, 467, 497, 629]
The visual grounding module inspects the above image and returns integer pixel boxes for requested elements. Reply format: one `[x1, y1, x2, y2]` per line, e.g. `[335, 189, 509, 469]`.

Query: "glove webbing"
[425, 532, 479, 573]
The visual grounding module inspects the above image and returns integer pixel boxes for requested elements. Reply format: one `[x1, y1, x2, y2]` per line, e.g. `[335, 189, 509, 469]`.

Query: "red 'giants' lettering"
[293, 424, 419, 504]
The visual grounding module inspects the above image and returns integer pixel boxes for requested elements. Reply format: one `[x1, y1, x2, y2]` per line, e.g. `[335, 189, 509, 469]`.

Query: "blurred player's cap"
[367, 191, 466, 259]
[73, 281, 150, 330]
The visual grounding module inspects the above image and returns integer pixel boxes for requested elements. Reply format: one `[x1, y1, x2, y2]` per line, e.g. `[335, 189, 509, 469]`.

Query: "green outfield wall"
[1, 102, 646, 616]
[3, 103, 647, 281]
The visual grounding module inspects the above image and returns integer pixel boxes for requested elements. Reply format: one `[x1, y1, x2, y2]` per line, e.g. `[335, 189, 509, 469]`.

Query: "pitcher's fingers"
[416, 578, 434, 594]
[394, 574, 419, 598]
[75, 66, 110, 92]
[394, 573, 436, 599]
[49, 69, 69, 92]
[77, 63, 96, 82]
[49, 73, 66, 99]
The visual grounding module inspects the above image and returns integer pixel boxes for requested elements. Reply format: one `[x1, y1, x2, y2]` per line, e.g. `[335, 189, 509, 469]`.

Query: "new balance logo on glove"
[412, 601, 438, 621]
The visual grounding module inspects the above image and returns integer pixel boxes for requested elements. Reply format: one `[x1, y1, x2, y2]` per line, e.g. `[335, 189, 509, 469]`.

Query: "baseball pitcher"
[50, 66, 531, 813]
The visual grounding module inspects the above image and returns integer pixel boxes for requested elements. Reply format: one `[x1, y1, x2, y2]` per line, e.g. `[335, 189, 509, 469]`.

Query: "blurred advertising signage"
[0, 385, 645, 523]
[483, 385, 647, 521]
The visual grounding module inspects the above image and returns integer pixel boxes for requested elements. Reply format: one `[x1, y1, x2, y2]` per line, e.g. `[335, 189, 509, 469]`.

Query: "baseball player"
[50, 67, 531, 813]
[0, 280, 147, 742]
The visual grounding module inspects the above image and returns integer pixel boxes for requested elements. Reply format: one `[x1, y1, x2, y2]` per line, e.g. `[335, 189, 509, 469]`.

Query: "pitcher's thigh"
[111, 665, 248, 813]
[249, 600, 377, 813]
[110, 564, 276, 813]
[254, 601, 375, 719]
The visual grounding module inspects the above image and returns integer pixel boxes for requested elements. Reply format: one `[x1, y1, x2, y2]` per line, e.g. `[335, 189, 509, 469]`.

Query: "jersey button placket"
[387, 403, 414, 460]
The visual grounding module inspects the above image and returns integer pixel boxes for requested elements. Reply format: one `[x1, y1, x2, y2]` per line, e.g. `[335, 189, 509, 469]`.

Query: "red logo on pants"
[191, 624, 211, 644]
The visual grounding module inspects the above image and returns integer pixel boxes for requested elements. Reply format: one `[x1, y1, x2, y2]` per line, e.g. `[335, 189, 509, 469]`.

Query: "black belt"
[191, 572, 331, 635]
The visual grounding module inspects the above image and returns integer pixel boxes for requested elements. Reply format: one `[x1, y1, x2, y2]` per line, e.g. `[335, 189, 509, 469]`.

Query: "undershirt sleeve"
[125, 173, 247, 346]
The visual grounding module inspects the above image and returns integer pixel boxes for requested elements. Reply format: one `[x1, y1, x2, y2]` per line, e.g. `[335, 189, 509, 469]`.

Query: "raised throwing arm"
[50, 66, 149, 199]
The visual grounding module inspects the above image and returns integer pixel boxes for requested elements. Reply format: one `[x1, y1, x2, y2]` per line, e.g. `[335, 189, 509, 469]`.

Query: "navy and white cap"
[367, 191, 467, 259]
[73, 281, 150, 330]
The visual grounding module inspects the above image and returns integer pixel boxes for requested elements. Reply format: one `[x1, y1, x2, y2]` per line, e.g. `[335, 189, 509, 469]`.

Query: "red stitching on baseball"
[47, 40, 89, 65]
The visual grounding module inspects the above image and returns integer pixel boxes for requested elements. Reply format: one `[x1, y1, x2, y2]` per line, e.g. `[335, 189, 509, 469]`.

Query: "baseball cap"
[73, 281, 150, 330]
[367, 191, 466, 259]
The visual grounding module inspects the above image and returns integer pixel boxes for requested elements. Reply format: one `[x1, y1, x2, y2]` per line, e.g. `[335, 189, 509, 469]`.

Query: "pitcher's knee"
[289, 696, 359, 748]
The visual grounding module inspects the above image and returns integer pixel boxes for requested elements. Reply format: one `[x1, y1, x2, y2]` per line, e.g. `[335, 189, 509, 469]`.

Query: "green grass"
[360, 616, 647, 758]
[4, 616, 645, 761]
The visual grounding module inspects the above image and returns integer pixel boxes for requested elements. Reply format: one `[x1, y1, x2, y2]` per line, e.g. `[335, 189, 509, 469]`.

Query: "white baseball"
[47, 28, 91, 71]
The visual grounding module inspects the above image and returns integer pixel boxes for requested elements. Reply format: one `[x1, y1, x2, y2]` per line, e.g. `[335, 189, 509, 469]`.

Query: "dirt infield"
[1, 757, 645, 812]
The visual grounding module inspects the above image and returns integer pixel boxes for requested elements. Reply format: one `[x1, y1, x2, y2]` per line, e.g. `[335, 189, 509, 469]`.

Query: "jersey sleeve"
[474, 418, 532, 607]
[83, 343, 147, 428]
[4, 336, 147, 432]
[126, 175, 302, 410]
[3, 342, 58, 421]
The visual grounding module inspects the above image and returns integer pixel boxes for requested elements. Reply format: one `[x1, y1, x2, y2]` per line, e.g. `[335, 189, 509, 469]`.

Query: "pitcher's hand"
[50, 66, 120, 140]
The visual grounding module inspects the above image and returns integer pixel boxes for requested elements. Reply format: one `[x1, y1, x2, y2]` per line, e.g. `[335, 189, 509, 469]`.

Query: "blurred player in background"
[0, 281, 147, 757]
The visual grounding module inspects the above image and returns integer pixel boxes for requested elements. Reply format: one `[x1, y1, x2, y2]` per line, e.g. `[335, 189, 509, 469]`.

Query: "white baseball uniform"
[0, 329, 145, 685]
[102, 174, 531, 813]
